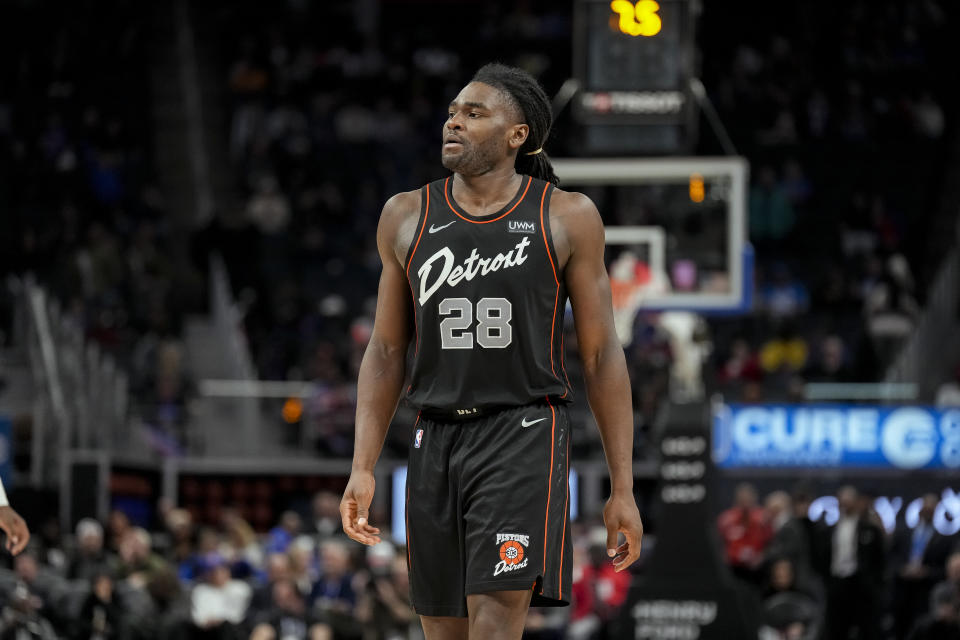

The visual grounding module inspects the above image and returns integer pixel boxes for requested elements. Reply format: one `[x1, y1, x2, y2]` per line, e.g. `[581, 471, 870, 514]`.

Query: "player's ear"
[508, 124, 529, 151]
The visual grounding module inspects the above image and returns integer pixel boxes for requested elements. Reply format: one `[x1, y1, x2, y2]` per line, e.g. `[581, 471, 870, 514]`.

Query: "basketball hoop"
[609, 251, 653, 346]
[554, 157, 750, 316]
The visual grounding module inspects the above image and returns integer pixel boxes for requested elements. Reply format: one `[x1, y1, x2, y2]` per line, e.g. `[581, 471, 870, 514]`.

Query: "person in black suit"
[821, 485, 887, 640]
[765, 489, 820, 589]
[890, 494, 958, 639]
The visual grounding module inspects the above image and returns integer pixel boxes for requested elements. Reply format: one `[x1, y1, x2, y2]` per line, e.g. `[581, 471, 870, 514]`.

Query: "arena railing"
[19, 276, 130, 491]
[22, 277, 69, 487]
[210, 254, 257, 383]
[194, 254, 260, 453]
[885, 220, 960, 398]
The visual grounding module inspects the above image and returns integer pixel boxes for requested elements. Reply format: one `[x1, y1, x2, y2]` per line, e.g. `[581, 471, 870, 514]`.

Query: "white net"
[609, 249, 668, 345]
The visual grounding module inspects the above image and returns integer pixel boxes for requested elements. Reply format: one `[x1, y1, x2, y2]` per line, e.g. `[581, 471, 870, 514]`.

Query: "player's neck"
[452, 168, 523, 216]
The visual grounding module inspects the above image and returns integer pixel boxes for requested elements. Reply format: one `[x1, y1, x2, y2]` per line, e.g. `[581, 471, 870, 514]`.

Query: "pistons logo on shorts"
[494, 533, 530, 576]
[414, 428, 423, 449]
[499, 541, 524, 565]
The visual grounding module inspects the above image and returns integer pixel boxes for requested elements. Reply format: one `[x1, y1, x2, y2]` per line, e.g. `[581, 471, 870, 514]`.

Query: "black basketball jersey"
[404, 174, 572, 413]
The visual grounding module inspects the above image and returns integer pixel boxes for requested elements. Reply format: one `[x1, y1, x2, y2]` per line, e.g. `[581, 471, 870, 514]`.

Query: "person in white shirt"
[191, 552, 252, 636]
[831, 507, 858, 579]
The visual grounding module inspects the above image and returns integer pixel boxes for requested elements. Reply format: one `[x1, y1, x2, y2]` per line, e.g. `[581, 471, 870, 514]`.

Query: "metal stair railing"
[207, 253, 260, 452]
[23, 278, 71, 486]
[885, 220, 960, 399]
[17, 276, 132, 489]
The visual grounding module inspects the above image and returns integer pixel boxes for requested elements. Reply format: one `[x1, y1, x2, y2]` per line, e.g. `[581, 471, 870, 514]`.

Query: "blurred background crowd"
[1, 0, 960, 638]
[717, 483, 960, 640]
[0, 482, 957, 639]
[2, 0, 958, 455]
[0, 492, 634, 640]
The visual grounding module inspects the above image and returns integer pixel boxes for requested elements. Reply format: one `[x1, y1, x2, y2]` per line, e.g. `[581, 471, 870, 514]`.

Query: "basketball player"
[341, 63, 643, 639]
[0, 476, 30, 555]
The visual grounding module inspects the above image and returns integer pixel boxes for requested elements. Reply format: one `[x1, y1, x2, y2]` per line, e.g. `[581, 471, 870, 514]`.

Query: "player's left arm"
[554, 190, 643, 572]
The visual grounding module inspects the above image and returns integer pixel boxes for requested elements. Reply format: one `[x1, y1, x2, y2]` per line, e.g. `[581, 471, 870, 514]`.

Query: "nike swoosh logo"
[428, 221, 455, 234]
[521, 417, 547, 428]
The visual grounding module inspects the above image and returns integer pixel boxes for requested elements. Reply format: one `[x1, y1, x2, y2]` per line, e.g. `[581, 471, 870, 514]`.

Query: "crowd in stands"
[0, 0, 198, 448]
[717, 482, 960, 639]
[701, 0, 956, 402]
[0, 493, 636, 640]
[200, 0, 657, 458]
[2, 2, 960, 638]
[4, 481, 958, 639]
[3, 0, 958, 458]
[208, 0, 959, 455]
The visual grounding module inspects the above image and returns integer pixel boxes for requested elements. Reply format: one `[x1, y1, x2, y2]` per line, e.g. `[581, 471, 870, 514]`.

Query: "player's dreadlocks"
[472, 63, 560, 186]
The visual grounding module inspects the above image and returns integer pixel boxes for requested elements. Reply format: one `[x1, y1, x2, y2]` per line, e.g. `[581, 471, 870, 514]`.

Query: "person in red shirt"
[717, 483, 773, 586]
[590, 535, 632, 620]
[569, 543, 596, 626]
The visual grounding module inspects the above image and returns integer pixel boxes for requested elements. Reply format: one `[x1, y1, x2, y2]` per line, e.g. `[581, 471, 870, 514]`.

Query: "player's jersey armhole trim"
[406, 186, 429, 356]
[538, 183, 558, 379]
[405, 185, 430, 275]
[539, 185, 561, 277]
[540, 188, 571, 397]
[444, 175, 533, 224]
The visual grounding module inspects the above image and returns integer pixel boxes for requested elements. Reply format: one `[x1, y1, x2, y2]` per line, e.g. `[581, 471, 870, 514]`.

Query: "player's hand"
[603, 491, 643, 572]
[340, 470, 381, 545]
[0, 505, 30, 555]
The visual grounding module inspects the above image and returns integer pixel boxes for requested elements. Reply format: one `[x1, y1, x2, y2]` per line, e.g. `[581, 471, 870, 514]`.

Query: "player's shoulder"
[380, 187, 433, 263]
[548, 187, 603, 234]
[378, 188, 422, 237]
[381, 188, 422, 222]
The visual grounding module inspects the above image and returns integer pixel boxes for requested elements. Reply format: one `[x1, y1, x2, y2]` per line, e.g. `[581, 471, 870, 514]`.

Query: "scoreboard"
[573, 0, 699, 154]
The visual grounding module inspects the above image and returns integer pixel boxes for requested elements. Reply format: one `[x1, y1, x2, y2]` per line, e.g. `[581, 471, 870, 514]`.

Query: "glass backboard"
[553, 157, 751, 316]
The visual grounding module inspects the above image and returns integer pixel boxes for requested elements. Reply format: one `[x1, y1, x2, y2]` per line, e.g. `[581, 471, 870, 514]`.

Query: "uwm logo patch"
[494, 532, 530, 576]
[508, 220, 536, 234]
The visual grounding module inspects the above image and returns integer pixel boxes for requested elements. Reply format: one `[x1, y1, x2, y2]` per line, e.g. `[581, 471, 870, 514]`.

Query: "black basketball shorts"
[404, 401, 573, 617]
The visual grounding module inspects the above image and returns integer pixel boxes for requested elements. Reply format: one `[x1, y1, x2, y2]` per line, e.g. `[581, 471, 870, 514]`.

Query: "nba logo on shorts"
[414, 428, 423, 449]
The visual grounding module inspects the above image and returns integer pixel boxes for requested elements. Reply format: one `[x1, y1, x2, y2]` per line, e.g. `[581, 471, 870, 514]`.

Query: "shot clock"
[573, 0, 699, 154]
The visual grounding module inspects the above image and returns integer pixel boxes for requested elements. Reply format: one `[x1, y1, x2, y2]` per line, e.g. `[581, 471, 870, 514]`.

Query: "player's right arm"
[341, 190, 419, 546]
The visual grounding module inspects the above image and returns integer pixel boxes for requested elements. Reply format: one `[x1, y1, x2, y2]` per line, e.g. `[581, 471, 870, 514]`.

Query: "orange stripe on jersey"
[406, 187, 430, 355]
[558, 436, 570, 599]
[559, 328, 569, 399]
[542, 398, 556, 576]
[444, 176, 532, 223]
[539, 183, 559, 378]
